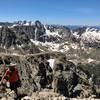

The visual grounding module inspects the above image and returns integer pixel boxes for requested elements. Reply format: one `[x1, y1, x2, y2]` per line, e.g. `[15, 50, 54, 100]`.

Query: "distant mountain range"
[0, 20, 99, 55]
[0, 21, 100, 30]
[67, 25, 100, 30]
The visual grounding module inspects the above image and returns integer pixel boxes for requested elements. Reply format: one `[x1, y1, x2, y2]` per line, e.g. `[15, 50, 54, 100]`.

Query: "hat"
[10, 63, 16, 67]
[7, 63, 16, 67]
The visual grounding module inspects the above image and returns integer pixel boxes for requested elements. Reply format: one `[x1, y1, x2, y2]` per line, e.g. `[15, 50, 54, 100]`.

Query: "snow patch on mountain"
[60, 45, 69, 53]
[23, 22, 30, 26]
[81, 27, 100, 44]
[48, 59, 55, 69]
[0, 26, 2, 28]
[30, 39, 74, 53]
[72, 27, 100, 46]
[70, 43, 78, 49]
[30, 39, 60, 51]
[87, 58, 94, 63]
[73, 32, 80, 39]
[30, 39, 40, 45]
[44, 26, 61, 38]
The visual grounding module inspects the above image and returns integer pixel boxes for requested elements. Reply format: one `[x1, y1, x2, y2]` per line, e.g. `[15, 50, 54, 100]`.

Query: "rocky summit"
[0, 20, 100, 100]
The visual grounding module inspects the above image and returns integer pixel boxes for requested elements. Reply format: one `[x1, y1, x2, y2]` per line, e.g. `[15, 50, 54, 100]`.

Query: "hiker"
[0, 63, 21, 99]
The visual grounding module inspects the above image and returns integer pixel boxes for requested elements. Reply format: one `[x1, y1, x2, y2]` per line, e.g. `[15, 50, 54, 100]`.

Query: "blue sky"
[0, 0, 100, 25]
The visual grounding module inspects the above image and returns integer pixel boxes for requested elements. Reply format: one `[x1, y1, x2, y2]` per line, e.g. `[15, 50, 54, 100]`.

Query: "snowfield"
[30, 39, 71, 52]
[47, 59, 55, 69]
[44, 25, 62, 38]
[73, 27, 100, 44]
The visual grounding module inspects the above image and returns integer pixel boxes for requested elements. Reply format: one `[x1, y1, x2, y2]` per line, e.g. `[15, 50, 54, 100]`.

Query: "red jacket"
[3, 68, 19, 83]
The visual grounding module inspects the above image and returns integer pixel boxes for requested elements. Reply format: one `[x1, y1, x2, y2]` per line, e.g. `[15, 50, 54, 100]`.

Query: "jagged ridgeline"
[0, 21, 43, 54]
[0, 20, 71, 53]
